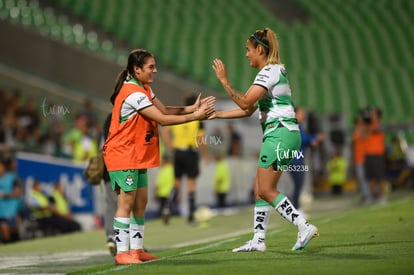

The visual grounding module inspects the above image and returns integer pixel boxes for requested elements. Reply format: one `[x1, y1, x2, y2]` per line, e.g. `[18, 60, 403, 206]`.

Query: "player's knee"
[257, 187, 269, 201]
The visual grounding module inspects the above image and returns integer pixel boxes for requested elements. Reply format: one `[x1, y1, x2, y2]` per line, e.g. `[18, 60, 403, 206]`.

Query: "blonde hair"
[248, 28, 281, 65]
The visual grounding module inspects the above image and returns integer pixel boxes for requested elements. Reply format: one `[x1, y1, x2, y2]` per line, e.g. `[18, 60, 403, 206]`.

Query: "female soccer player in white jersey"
[211, 28, 319, 251]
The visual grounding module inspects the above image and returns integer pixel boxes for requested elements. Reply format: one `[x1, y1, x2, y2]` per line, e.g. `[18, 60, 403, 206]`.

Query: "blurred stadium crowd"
[0, 89, 101, 159]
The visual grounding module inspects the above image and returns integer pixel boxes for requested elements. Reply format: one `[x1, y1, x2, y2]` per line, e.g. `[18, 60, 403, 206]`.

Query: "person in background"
[211, 27, 319, 252]
[103, 49, 214, 265]
[27, 180, 77, 235]
[161, 94, 210, 226]
[0, 157, 23, 243]
[227, 123, 242, 156]
[15, 96, 41, 151]
[101, 112, 118, 256]
[364, 107, 387, 204]
[386, 134, 408, 190]
[62, 113, 98, 164]
[79, 98, 100, 139]
[213, 151, 231, 209]
[154, 153, 174, 221]
[289, 107, 324, 216]
[326, 149, 348, 195]
[352, 115, 370, 204]
[50, 182, 82, 232]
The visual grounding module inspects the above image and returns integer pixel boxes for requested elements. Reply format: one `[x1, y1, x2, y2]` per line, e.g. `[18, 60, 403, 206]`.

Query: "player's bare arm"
[212, 58, 265, 109]
[209, 104, 257, 120]
[153, 94, 216, 115]
[141, 100, 214, 126]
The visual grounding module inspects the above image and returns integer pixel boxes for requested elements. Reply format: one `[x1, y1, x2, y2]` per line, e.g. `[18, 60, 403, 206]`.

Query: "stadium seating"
[0, 0, 413, 126]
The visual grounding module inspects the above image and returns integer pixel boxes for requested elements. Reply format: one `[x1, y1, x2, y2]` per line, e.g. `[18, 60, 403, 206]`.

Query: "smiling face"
[134, 56, 157, 85]
[245, 40, 266, 69]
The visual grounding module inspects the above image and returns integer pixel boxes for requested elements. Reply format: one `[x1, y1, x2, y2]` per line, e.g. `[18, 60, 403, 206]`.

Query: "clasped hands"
[192, 93, 217, 120]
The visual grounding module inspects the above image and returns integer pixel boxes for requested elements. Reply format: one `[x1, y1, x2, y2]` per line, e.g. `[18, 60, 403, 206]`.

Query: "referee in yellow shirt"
[161, 95, 208, 225]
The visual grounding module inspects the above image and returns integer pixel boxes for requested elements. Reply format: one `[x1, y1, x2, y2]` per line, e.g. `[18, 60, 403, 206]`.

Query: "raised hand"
[192, 93, 202, 110]
[212, 58, 228, 83]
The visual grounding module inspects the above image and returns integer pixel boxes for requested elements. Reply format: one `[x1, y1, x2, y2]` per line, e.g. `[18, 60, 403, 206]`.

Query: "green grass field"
[1, 192, 413, 274]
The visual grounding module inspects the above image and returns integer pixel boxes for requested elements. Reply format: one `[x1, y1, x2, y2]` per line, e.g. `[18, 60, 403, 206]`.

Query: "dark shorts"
[174, 149, 199, 178]
[364, 154, 385, 181]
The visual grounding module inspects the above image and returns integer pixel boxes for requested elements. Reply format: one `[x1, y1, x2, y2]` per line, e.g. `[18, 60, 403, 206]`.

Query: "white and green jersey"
[253, 64, 299, 132]
[120, 79, 155, 123]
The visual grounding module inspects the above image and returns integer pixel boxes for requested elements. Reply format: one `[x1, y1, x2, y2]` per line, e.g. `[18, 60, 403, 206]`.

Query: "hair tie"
[250, 34, 269, 49]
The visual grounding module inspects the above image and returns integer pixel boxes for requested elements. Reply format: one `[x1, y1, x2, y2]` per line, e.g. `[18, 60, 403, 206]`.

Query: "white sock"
[252, 200, 272, 244]
[273, 194, 306, 227]
[114, 217, 130, 253]
[130, 224, 144, 250]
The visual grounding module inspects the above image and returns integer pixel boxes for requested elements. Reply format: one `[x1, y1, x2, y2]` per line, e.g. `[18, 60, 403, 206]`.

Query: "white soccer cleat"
[232, 240, 266, 252]
[292, 224, 319, 251]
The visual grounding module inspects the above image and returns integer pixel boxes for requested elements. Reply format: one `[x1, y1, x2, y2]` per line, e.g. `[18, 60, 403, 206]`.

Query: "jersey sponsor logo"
[257, 73, 270, 80]
[260, 155, 268, 163]
[136, 95, 147, 106]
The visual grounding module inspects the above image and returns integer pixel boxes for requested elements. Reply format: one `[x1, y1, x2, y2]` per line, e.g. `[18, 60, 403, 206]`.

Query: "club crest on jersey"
[125, 175, 134, 185]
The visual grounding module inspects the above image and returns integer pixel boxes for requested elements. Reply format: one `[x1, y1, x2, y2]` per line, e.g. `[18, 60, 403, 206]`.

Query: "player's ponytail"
[109, 49, 154, 105]
[265, 28, 281, 65]
[110, 69, 128, 105]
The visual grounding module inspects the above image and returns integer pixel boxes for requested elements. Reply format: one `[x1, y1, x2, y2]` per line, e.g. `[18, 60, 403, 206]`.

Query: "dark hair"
[110, 49, 153, 105]
[359, 107, 372, 124]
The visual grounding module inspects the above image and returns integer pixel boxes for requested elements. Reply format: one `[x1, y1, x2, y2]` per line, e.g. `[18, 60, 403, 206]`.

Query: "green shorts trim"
[109, 169, 148, 192]
[258, 127, 301, 170]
